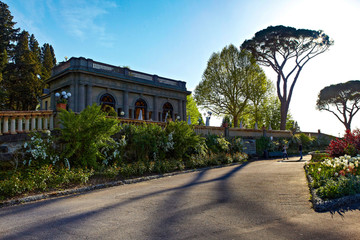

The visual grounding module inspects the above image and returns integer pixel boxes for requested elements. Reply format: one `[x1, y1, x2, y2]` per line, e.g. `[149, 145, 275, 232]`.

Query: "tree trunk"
[233, 115, 238, 128]
[345, 122, 351, 132]
[280, 100, 288, 130]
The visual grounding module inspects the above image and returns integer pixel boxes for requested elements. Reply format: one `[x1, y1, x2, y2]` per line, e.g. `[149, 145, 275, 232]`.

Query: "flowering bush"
[306, 155, 360, 200]
[23, 131, 69, 168]
[327, 129, 360, 157]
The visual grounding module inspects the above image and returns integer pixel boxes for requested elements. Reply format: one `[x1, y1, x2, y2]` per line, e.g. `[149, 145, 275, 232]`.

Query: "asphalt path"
[1, 157, 360, 240]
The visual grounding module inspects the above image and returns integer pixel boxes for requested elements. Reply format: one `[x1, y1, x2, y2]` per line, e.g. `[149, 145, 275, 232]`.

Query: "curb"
[0, 162, 244, 209]
[304, 165, 360, 212]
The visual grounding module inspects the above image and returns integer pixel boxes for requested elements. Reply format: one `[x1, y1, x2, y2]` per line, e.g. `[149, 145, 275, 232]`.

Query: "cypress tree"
[41, 43, 55, 80]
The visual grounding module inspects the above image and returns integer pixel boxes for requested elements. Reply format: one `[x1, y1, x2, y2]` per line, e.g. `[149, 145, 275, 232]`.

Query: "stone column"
[17, 116, 23, 133]
[50, 91, 56, 111]
[37, 117, 42, 131]
[3, 117, 9, 134]
[75, 80, 79, 112]
[69, 83, 75, 111]
[182, 100, 186, 121]
[24, 117, 30, 132]
[10, 117, 16, 134]
[31, 116, 36, 131]
[79, 84, 85, 111]
[86, 84, 93, 106]
[49, 115, 54, 130]
[178, 100, 183, 121]
[153, 96, 158, 121]
[123, 90, 129, 118]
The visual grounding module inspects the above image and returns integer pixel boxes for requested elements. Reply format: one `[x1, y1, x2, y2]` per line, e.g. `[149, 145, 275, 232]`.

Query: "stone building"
[42, 57, 190, 121]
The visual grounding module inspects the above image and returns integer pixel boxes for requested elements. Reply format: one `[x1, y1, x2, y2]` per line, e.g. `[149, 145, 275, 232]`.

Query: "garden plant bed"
[305, 164, 360, 212]
[0, 162, 245, 208]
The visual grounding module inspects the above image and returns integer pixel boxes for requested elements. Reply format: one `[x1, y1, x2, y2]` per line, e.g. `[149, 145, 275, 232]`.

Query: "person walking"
[282, 145, 288, 160]
[299, 143, 303, 160]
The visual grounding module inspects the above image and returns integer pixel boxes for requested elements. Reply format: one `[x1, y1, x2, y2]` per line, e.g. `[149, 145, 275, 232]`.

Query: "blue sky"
[5, 0, 360, 136]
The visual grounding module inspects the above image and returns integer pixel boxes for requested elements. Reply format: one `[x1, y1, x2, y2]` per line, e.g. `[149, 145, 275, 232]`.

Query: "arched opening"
[135, 98, 147, 120]
[162, 102, 173, 122]
[100, 93, 115, 109]
[100, 93, 116, 115]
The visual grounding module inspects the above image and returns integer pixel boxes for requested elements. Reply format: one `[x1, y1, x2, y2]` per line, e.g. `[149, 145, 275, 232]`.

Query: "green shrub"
[229, 137, 244, 154]
[58, 104, 121, 169]
[0, 166, 94, 199]
[205, 134, 230, 154]
[256, 136, 271, 155]
[316, 175, 360, 200]
[165, 121, 205, 160]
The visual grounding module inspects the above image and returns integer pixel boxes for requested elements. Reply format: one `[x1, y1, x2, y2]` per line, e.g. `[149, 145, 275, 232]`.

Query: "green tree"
[4, 30, 42, 110]
[186, 94, 203, 124]
[194, 44, 265, 127]
[241, 25, 333, 130]
[29, 34, 41, 62]
[41, 43, 56, 80]
[0, 1, 18, 57]
[0, 1, 19, 109]
[316, 80, 360, 131]
[246, 65, 272, 127]
[260, 95, 295, 130]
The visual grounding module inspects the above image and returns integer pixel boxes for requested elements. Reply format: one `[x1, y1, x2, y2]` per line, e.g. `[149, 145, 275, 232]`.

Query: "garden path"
[1, 156, 360, 239]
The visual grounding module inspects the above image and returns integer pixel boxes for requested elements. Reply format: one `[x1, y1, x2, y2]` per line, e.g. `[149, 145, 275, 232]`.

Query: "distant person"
[299, 144, 303, 160]
[283, 145, 288, 160]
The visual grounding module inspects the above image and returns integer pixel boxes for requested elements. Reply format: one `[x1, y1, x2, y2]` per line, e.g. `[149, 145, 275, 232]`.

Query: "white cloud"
[55, 0, 117, 45]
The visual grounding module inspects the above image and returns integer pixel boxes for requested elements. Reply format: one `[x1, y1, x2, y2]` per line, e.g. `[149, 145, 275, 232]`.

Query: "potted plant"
[55, 91, 71, 110]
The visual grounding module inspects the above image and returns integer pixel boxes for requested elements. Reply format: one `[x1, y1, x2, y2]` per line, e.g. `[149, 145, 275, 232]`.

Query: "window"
[162, 102, 173, 121]
[100, 94, 115, 109]
[135, 99, 147, 120]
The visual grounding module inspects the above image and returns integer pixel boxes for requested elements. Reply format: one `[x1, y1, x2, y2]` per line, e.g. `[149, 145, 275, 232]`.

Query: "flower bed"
[305, 155, 360, 211]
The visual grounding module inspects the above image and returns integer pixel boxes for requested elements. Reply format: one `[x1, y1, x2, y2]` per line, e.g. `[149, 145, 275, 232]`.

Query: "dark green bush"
[165, 121, 205, 160]
[205, 134, 230, 154]
[58, 104, 121, 169]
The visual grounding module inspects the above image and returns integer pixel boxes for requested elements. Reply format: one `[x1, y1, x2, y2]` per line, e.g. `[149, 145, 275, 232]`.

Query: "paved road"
[1, 157, 360, 240]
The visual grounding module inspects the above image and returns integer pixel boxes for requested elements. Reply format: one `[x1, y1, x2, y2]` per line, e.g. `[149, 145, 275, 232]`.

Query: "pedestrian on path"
[283, 145, 289, 160]
[299, 143, 303, 160]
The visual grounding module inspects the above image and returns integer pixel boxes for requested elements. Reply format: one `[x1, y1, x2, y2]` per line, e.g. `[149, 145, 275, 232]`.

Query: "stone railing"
[0, 111, 54, 135]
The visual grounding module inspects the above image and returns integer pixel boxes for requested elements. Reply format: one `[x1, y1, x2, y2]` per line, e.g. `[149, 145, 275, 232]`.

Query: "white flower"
[24, 142, 28, 148]
[67, 92, 71, 97]
[61, 91, 66, 96]
[318, 168, 321, 172]
[334, 172, 339, 177]
[55, 92, 60, 97]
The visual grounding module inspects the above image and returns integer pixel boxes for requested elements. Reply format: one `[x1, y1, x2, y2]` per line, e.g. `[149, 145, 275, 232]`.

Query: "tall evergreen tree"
[0, 1, 19, 56]
[50, 44, 56, 65]
[29, 34, 41, 62]
[4, 30, 42, 110]
[0, 1, 19, 109]
[41, 43, 55, 80]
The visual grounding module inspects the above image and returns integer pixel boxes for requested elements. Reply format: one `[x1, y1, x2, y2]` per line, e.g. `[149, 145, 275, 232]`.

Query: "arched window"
[135, 98, 147, 120]
[162, 102, 173, 122]
[100, 94, 115, 109]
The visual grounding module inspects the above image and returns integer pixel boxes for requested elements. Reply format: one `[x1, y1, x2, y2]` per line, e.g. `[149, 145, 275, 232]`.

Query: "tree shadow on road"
[330, 202, 360, 217]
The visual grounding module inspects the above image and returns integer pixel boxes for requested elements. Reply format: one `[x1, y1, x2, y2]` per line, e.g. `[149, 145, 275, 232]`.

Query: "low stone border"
[0, 162, 244, 209]
[304, 165, 360, 212]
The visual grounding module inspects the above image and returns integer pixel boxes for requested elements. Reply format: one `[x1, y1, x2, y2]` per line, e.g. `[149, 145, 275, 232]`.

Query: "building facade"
[42, 57, 190, 121]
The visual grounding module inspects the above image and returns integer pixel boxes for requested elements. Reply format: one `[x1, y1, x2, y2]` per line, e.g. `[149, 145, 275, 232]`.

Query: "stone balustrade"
[0, 111, 54, 135]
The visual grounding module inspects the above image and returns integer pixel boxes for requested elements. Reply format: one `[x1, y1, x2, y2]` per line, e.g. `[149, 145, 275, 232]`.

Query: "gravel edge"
[0, 162, 244, 209]
[304, 165, 360, 212]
